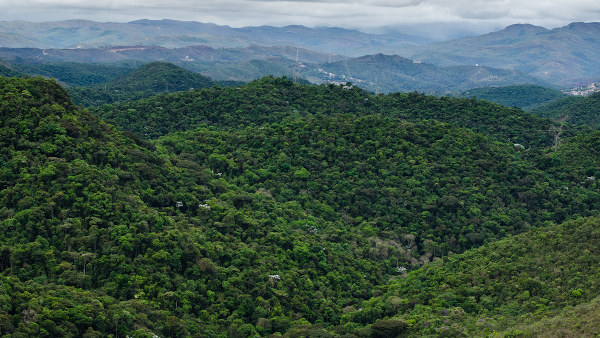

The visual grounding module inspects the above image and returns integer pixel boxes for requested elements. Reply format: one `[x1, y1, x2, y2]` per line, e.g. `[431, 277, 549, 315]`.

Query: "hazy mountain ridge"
[407, 22, 600, 85]
[0, 19, 423, 56]
[2, 19, 600, 87]
[0, 44, 346, 65]
[1, 49, 547, 94]
[305, 53, 543, 94]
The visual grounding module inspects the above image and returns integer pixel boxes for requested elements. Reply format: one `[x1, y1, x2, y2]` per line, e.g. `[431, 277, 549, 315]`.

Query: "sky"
[0, 0, 598, 35]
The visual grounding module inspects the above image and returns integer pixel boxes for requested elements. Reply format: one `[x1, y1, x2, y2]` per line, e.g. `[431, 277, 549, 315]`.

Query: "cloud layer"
[0, 0, 598, 30]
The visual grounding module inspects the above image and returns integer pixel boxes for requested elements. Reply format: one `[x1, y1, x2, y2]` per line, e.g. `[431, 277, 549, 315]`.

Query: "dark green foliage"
[343, 216, 600, 336]
[93, 76, 574, 148]
[105, 61, 214, 93]
[0, 62, 20, 77]
[13, 62, 137, 86]
[2, 75, 600, 336]
[66, 61, 243, 107]
[158, 114, 600, 258]
[530, 92, 600, 129]
[453, 84, 568, 110]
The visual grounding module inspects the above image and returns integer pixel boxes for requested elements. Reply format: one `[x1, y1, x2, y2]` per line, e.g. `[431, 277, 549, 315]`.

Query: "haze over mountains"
[0, 19, 422, 56]
[1, 19, 599, 89]
[409, 22, 600, 85]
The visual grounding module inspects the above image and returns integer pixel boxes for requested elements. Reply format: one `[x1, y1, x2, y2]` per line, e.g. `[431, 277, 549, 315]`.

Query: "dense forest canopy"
[93, 76, 581, 149]
[530, 92, 600, 129]
[1, 75, 599, 336]
[452, 84, 568, 111]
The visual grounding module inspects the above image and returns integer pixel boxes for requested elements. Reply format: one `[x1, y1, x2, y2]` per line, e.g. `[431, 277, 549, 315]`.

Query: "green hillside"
[94, 76, 576, 149]
[530, 92, 600, 129]
[1, 76, 600, 336]
[105, 61, 214, 92]
[67, 61, 221, 106]
[0, 62, 20, 77]
[453, 84, 568, 110]
[343, 215, 600, 336]
[13, 61, 137, 86]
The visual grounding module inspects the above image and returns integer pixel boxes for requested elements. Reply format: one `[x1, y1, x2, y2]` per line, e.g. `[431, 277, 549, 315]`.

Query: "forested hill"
[67, 61, 244, 107]
[103, 61, 214, 92]
[530, 92, 600, 129]
[12, 62, 138, 87]
[453, 84, 568, 111]
[93, 76, 578, 148]
[349, 215, 600, 336]
[0, 63, 20, 77]
[2, 76, 600, 336]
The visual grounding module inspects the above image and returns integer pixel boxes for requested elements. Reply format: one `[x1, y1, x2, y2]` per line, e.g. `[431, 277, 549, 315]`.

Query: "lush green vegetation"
[343, 215, 600, 336]
[530, 92, 600, 129]
[94, 76, 578, 148]
[12, 62, 138, 87]
[1, 75, 600, 336]
[105, 62, 214, 93]
[0, 63, 20, 77]
[67, 62, 246, 107]
[452, 84, 568, 111]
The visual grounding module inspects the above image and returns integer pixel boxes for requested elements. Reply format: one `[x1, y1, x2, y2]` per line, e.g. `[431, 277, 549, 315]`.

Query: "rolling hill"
[104, 61, 214, 92]
[530, 92, 600, 128]
[1, 75, 600, 336]
[65, 62, 238, 106]
[452, 84, 568, 110]
[0, 62, 19, 77]
[12, 61, 138, 87]
[344, 215, 600, 336]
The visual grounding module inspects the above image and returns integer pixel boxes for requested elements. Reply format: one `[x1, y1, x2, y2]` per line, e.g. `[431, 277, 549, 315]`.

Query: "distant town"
[564, 82, 600, 96]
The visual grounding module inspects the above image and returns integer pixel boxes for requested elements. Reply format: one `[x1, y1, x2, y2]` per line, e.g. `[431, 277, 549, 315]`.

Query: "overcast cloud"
[0, 0, 598, 32]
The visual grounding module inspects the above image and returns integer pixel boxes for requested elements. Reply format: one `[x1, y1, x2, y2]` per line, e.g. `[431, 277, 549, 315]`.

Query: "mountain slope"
[104, 61, 214, 92]
[0, 76, 388, 336]
[408, 22, 600, 85]
[93, 76, 575, 149]
[0, 62, 19, 77]
[530, 92, 600, 128]
[13, 61, 137, 87]
[341, 215, 600, 336]
[0, 19, 423, 55]
[452, 84, 568, 110]
[2, 76, 600, 336]
[65, 62, 230, 106]
[306, 54, 543, 94]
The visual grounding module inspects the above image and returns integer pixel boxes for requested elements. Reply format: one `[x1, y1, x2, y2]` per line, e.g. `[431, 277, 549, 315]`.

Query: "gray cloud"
[0, 0, 597, 33]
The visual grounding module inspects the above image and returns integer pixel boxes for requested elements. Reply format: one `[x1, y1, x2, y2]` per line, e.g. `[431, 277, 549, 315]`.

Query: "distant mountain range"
[0, 49, 543, 94]
[0, 44, 346, 65]
[304, 54, 542, 94]
[1, 19, 600, 89]
[0, 19, 423, 56]
[407, 22, 600, 86]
